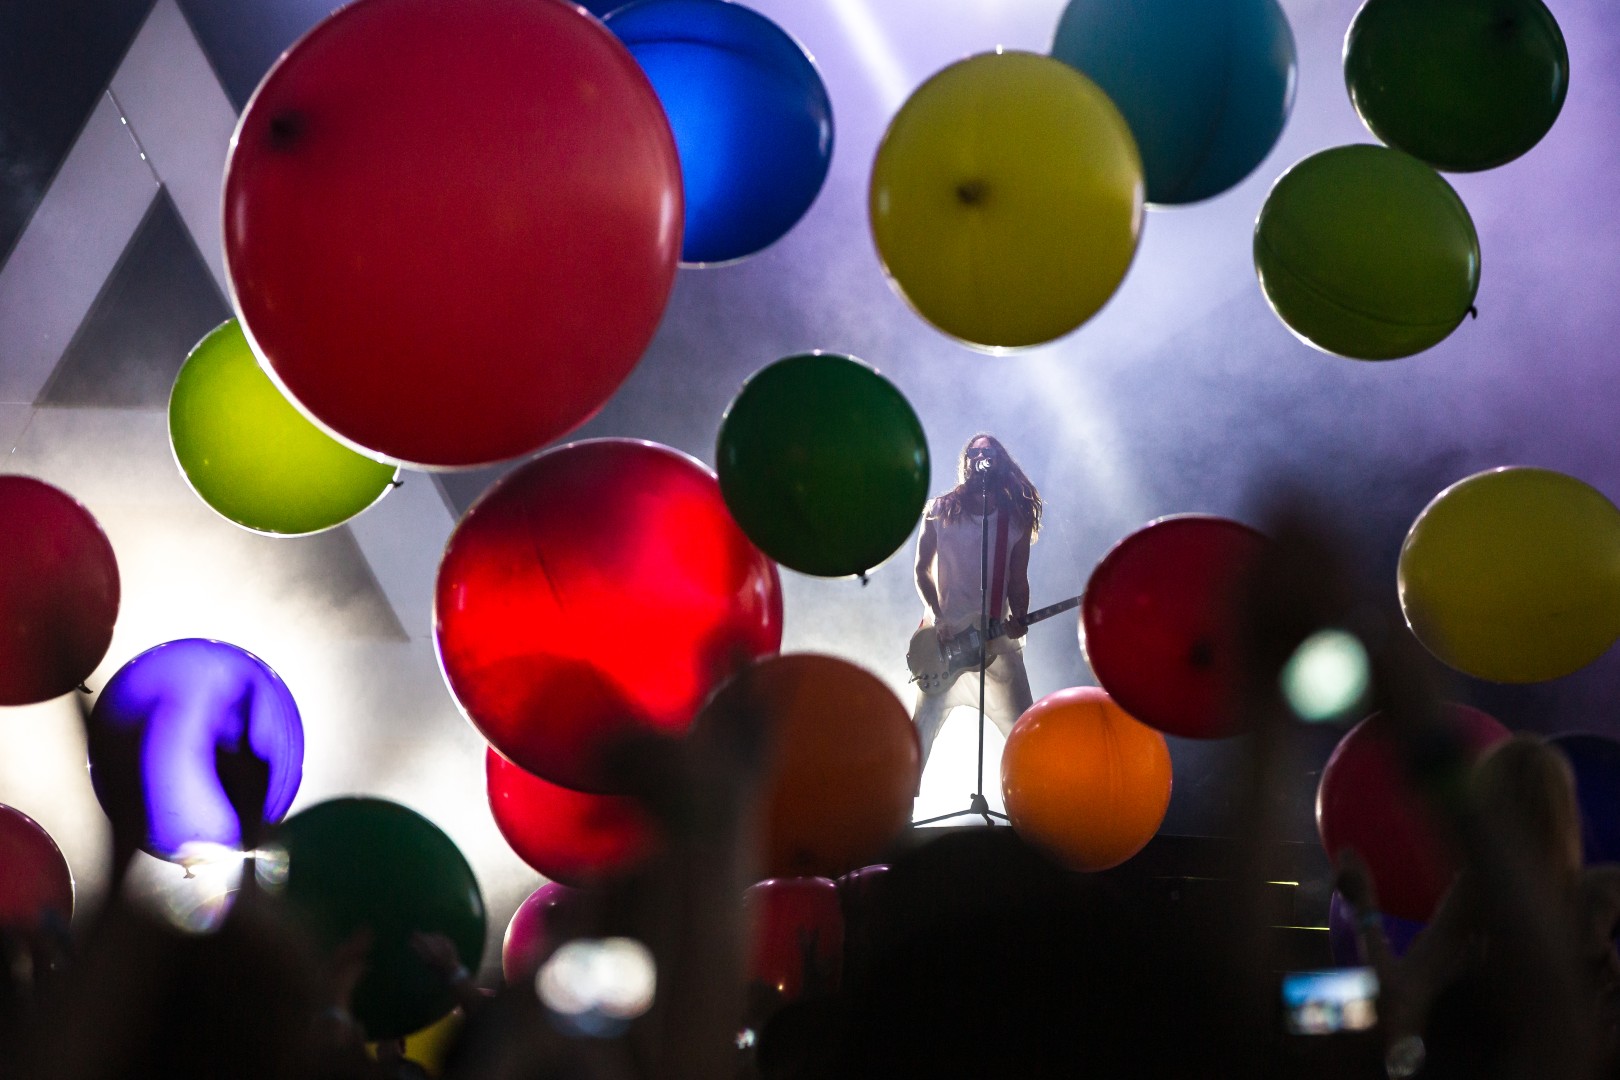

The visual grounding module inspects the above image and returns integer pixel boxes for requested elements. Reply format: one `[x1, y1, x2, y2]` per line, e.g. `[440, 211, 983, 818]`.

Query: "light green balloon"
[170, 320, 397, 535]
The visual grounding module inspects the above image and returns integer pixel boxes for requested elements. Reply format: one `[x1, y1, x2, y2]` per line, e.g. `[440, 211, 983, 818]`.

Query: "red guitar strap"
[988, 509, 1012, 620]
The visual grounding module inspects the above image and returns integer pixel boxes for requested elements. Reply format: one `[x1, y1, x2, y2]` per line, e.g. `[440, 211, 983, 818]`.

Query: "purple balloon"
[88, 639, 303, 861]
[1327, 890, 1424, 966]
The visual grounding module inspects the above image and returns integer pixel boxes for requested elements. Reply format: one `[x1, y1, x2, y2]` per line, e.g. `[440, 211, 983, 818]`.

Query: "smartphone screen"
[1281, 967, 1378, 1035]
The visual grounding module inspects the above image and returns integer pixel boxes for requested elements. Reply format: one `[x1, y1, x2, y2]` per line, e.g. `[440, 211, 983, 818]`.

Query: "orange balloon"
[710, 654, 920, 878]
[1001, 686, 1172, 871]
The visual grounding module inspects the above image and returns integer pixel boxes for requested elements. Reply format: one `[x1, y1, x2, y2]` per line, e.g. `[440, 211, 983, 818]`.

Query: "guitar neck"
[986, 595, 1081, 642]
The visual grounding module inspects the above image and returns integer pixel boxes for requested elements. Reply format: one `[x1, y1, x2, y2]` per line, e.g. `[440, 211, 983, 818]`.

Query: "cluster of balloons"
[871, 0, 1300, 349]
[1399, 467, 1620, 683]
[432, 436, 918, 888]
[219, 0, 832, 473]
[1254, 0, 1566, 359]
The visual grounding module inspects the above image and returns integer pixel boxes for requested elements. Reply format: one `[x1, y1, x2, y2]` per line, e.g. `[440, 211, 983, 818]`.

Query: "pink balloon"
[502, 881, 585, 987]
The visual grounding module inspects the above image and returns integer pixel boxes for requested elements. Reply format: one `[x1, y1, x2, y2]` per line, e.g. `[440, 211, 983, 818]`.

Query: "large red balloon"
[744, 876, 844, 1004]
[487, 748, 659, 886]
[437, 440, 782, 791]
[223, 0, 682, 468]
[704, 654, 919, 879]
[0, 476, 119, 705]
[1082, 515, 1268, 739]
[0, 805, 74, 930]
[1317, 704, 1511, 922]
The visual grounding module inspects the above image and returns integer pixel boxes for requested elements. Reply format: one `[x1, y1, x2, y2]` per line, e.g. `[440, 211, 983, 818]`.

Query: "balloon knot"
[858, 571, 870, 587]
[955, 179, 989, 207]
[267, 111, 305, 151]
[1467, 306, 1478, 320]
[389, 477, 404, 489]
[77, 683, 91, 694]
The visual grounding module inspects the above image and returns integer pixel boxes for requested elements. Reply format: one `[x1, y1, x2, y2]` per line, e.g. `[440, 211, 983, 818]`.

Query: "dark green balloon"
[1345, 0, 1568, 172]
[274, 798, 485, 1040]
[717, 353, 929, 577]
[1254, 145, 1480, 361]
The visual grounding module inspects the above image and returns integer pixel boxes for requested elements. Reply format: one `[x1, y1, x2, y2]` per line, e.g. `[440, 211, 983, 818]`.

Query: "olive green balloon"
[169, 320, 397, 535]
[1345, 0, 1568, 173]
[275, 798, 486, 1041]
[1254, 145, 1480, 361]
[717, 353, 929, 577]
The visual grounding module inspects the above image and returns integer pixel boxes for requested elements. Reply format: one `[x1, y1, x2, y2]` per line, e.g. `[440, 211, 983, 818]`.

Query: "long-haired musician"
[911, 433, 1041, 774]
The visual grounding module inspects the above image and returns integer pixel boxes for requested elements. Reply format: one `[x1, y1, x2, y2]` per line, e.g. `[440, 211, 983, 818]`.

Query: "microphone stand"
[914, 465, 1008, 828]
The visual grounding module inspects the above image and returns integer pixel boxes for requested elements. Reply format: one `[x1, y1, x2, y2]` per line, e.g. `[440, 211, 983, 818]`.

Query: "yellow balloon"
[367, 1006, 465, 1076]
[869, 51, 1144, 350]
[1398, 467, 1620, 683]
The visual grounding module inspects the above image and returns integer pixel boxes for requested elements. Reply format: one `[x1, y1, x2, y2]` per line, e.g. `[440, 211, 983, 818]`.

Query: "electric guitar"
[906, 595, 1082, 695]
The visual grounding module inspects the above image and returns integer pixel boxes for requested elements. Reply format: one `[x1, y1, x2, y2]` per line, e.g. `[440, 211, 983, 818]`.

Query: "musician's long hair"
[932, 433, 1042, 539]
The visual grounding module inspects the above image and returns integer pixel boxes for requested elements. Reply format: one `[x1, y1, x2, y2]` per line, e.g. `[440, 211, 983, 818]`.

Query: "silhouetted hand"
[213, 686, 271, 852]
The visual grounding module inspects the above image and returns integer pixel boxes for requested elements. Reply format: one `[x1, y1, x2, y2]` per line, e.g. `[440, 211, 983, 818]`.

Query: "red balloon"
[745, 876, 843, 1003]
[487, 748, 659, 886]
[0, 805, 74, 930]
[501, 881, 585, 987]
[223, 0, 682, 468]
[705, 654, 919, 879]
[437, 440, 782, 791]
[1082, 515, 1268, 739]
[1317, 704, 1511, 922]
[0, 476, 119, 705]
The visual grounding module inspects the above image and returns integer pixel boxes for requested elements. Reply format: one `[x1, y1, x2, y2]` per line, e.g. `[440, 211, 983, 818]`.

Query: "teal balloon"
[275, 798, 485, 1040]
[1345, 0, 1568, 172]
[717, 353, 928, 578]
[1254, 145, 1480, 361]
[1051, 0, 1296, 205]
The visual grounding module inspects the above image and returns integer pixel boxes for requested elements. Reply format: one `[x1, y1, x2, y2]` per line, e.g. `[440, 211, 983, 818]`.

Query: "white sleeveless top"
[926, 501, 1025, 646]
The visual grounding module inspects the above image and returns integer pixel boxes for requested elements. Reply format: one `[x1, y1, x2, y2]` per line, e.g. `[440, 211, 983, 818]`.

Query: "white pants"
[911, 649, 1034, 776]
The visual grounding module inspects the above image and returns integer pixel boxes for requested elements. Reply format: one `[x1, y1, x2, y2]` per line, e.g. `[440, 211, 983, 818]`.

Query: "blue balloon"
[88, 639, 303, 862]
[1327, 891, 1423, 966]
[1550, 732, 1620, 866]
[1051, 0, 1297, 205]
[606, 0, 833, 264]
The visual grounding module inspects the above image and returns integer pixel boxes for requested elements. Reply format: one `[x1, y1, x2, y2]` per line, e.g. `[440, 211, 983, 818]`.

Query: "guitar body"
[905, 595, 1082, 696]
[907, 624, 992, 696]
